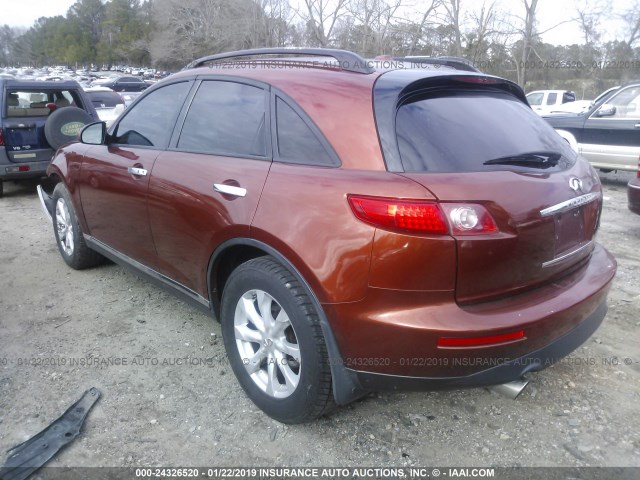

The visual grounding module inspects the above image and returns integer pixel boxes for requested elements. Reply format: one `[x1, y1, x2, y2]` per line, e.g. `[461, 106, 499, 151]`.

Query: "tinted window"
[113, 82, 190, 148]
[87, 90, 124, 108]
[546, 92, 557, 105]
[178, 81, 266, 157]
[276, 98, 333, 165]
[396, 90, 576, 173]
[118, 77, 143, 83]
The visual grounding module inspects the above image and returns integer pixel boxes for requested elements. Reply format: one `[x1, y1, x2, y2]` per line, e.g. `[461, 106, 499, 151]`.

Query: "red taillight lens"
[0, 128, 4, 146]
[438, 330, 525, 348]
[348, 195, 449, 235]
[637, 156, 640, 178]
[348, 196, 499, 236]
[454, 76, 501, 84]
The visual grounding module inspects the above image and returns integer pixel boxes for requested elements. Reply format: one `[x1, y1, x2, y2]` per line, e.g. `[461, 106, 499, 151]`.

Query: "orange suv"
[38, 49, 616, 423]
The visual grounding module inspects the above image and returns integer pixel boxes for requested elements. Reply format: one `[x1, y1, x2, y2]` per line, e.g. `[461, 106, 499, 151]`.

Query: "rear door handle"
[128, 166, 147, 176]
[213, 183, 247, 197]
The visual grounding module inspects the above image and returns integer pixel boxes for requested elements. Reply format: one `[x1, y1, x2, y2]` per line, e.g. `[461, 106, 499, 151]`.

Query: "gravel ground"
[0, 172, 639, 469]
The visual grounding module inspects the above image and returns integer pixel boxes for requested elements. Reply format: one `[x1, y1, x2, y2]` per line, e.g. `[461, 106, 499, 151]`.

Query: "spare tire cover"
[44, 107, 93, 150]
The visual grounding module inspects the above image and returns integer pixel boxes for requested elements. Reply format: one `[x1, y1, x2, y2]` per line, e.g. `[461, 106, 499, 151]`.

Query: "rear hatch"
[2, 87, 84, 162]
[375, 72, 602, 303]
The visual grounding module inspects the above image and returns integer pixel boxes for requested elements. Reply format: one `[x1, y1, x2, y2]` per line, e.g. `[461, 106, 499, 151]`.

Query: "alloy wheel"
[233, 289, 301, 398]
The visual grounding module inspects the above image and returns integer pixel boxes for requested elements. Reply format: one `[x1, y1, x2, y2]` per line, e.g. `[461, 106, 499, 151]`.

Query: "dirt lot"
[0, 172, 639, 469]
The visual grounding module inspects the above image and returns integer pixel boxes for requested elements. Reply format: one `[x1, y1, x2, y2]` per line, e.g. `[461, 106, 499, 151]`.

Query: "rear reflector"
[5, 165, 31, 173]
[438, 330, 525, 348]
[0, 128, 3, 146]
[348, 195, 449, 234]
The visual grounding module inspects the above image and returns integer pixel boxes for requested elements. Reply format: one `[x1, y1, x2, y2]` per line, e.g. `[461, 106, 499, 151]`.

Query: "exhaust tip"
[488, 378, 529, 399]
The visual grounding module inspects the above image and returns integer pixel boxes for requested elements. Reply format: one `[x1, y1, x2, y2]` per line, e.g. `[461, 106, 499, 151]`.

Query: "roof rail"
[396, 56, 480, 73]
[184, 48, 375, 74]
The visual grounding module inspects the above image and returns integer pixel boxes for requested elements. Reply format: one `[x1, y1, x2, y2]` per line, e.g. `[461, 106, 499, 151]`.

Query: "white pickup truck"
[526, 90, 577, 115]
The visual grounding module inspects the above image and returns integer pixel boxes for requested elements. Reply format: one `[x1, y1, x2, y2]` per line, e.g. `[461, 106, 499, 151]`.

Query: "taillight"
[454, 76, 501, 84]
[348, 195, 498, 236]
[637, 156, 640, 178]
[0, 128, 4, 146]
[441, 204, 498, 235]
[348, 195, 449, 234]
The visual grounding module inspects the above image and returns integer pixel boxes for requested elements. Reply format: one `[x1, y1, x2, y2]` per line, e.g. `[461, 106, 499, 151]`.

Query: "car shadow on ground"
[1, 178, 51, 199]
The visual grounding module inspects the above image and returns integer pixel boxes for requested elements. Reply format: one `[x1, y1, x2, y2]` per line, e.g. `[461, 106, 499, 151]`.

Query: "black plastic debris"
[0, 387, 101, 480]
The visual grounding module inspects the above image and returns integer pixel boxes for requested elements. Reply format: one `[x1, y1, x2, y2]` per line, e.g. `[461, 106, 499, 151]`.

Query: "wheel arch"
[207, 237, 367, 405]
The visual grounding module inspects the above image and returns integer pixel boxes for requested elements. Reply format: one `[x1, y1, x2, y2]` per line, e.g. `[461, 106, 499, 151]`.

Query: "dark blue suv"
[0, 79, 98, 197]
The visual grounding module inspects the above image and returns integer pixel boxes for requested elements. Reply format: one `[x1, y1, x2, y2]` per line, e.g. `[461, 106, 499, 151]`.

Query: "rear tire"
[52, 183, 103, 269]
[221, 257, 334, 423]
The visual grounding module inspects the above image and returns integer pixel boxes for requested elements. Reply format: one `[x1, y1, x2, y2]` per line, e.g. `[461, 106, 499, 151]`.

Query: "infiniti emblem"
[569, 177, 583, 193]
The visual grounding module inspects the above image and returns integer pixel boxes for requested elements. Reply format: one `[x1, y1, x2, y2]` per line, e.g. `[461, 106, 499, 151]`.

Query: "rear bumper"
[324, 243, 615, 385]
[353, 300, 607, 391]
[628, 178, 640, 215]
[0, 159, 51, 181]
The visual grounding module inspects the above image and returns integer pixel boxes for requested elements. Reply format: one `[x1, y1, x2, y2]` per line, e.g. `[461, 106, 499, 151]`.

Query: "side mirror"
[595, 104, 616, 117]
[80, 121, 107, 145]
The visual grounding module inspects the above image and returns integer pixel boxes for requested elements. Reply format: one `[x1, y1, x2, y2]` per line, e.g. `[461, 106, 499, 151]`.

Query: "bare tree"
[621, 0, 640, 46]
[575, 0, 610, 47]
[517, 0, 538, 88]
[405, 0, 441, 55]
[442, 0, 463, 56]
[299, 0, 349, 46]
[466, 0, 498, 64]
[345, 0, 405, 55]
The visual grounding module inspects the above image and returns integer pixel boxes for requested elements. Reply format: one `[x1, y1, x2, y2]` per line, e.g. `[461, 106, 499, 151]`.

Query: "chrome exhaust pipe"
[489, 378, 529, 399]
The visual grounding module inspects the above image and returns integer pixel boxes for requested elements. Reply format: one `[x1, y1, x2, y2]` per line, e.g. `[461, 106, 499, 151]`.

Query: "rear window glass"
[87, 90, 123, 108]
[396, 90, 577, 173]
[5, 89, 82, 117]
[546, 92, 557, 105]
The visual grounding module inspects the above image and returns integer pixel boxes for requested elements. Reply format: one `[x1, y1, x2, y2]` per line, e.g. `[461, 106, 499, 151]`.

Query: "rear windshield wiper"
[483, 151, 562, 168]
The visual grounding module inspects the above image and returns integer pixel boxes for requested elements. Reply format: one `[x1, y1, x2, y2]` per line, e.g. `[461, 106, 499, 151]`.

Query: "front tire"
[221, 257, 334, 423]
[52, 183, 103, 269]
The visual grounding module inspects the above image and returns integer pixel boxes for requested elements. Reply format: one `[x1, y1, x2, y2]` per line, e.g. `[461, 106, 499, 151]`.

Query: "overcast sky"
[0, 0, 633, 46]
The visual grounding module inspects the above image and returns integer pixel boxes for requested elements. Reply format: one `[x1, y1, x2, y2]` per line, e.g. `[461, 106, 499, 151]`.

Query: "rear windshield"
[87, 90, 123, 108]
[5, 89, 82, 117]
[396, 89, 577, 172]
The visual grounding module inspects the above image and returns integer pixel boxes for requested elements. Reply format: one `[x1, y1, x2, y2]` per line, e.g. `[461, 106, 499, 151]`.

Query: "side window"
[526, 93, 543, 106]
[546, 92, 557, 105]
[275, 97, 334, 165]
[599, 87, 640, 119]
[178, 81, 266, 157]
[113, 82, 190, 148]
